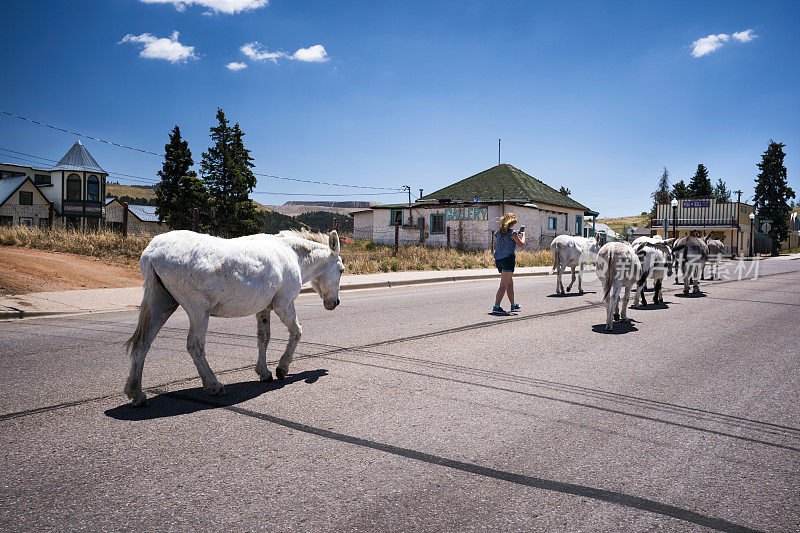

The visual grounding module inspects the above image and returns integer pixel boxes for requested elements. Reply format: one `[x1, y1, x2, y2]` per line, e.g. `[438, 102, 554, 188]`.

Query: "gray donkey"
[703, 234, 725, 280]
[672, 234, 709, 295]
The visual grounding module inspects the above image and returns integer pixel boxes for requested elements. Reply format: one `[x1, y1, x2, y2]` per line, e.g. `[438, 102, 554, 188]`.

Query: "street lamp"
[671, 198, 678, 240]
[749, 212, 755, 257]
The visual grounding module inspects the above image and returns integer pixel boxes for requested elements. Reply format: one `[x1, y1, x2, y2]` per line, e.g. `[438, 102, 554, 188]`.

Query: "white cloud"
[226, 61, 248, 71]
[292, 44, 328, 63]
[239, 41, 330, 64]
[240, 41, 286, 63]
[691, 33, 729, 57]
[733, 29, 757, 42]
[139, 0, 269, 14]
[121, 31, 198, 63]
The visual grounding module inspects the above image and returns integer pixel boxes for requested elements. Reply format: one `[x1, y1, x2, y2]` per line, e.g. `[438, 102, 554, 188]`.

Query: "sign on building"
[444, 207, 488, 221]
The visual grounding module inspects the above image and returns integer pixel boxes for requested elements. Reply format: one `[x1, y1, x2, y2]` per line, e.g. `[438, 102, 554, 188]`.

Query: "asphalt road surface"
[2, 258, 799, 532]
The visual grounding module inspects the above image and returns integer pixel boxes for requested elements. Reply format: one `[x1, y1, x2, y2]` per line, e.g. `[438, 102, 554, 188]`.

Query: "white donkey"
[703, 235, 725, 280]
[597, 242, 641, 331]
[550, 235, 600, 295]
[124, 229, 344, 406]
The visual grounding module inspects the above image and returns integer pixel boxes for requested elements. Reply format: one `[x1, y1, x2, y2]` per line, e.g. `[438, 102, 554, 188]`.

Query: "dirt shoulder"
[0, 246, 142, 295]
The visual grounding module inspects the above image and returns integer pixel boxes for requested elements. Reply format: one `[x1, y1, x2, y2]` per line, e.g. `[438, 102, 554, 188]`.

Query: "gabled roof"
[51, 141, 106, 173]
[0, 176, 49, 207]
[127, 204, 160, 222]
[419, 164, 592, 212]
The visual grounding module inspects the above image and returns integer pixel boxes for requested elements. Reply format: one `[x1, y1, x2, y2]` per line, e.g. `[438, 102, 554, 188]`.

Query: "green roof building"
[352, 164, 598, 251]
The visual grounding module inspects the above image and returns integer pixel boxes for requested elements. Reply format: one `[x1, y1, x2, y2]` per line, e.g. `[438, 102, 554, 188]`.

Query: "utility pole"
[498, 138, 501, 166]
[734, 189, 743, 257]
[404, 185, 411, 207]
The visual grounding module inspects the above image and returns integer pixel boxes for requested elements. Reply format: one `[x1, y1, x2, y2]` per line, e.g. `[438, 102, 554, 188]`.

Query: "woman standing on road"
[492, 213, 525, 315]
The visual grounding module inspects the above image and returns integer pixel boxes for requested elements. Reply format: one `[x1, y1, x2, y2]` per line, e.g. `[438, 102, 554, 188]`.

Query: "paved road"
[2, 258, 799, 531]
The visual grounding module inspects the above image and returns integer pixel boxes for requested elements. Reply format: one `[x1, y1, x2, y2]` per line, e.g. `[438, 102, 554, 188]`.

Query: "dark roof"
[419, 164, 591, 212]
[128, 204, 160, 222]
[0, 176, 49, 207]
[51, 141, 106, 173]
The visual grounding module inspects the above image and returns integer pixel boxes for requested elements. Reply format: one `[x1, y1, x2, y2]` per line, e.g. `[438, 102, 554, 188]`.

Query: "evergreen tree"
[687, 164, 713, 198]
[201, 109, 261, 236]
[651, 167, 671, 216]
[713, 178, 732, 203]
[155, 125, 196, 226]
[559, 186, 572, 197]
[754, 140, 795, 255]
[170, 176, 211, 231]
[671, 179, 689, 199]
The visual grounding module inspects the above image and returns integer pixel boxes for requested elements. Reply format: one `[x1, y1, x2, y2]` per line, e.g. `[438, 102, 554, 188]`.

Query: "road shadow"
[591, 321, 639, 335]
[546, 291, 597, 298]
[673, 292, 707, 299]
[631, 301, 671, 310]
[105, 369, 328, 421]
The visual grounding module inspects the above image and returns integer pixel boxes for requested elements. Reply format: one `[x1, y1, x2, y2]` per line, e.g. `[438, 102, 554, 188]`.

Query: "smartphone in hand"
[519, 225, 525, 234]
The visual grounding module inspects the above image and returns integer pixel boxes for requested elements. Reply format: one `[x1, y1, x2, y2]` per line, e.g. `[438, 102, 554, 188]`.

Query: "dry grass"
[597, 215, 651, 235]
[106, 183, 157, 200]
[342, 239, 552, 274]
[0, 227, 553, 275]
[0, 226, 149, 269]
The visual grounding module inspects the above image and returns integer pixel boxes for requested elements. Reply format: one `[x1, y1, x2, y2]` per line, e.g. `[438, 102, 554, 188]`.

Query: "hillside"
[596, 215, 651, 235]
[107, 182, 156, 201]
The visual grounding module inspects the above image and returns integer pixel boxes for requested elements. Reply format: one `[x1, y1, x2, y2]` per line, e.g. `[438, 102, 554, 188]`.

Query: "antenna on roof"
[498, 138, 501, 166]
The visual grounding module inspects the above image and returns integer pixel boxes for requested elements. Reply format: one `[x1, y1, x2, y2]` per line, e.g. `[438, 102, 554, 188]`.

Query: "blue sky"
[1, 0, 798, 216]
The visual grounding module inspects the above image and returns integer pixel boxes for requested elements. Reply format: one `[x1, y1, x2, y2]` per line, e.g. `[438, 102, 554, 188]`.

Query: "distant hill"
[107, 183, 156, 201]
[284, 201, 374, 208]
[597, 215, 651, 235]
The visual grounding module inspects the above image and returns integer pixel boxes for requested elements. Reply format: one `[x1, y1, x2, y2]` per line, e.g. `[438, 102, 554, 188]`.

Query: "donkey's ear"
[719, 234, 726, 242]
[329, 230, 340, 255]
[663, 237, 675, 245]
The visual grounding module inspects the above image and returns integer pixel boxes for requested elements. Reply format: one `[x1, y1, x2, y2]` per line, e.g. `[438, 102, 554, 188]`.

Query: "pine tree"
[754, 140, 795, 255]
[671, 179, 689, 199]
[687, 164, 713, 198]
[155, 125, 196, 227]
[713, 178, 731, 203]
[559, 186, 572, 197]
[201, 109, 262, 236]
[651, 167, 671, 216]
[169, 176, 211, 231]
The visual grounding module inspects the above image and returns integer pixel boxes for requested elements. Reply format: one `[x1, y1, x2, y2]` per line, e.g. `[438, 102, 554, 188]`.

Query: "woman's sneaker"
[510, 303, 521, 311]
[492, 305, 509, 315]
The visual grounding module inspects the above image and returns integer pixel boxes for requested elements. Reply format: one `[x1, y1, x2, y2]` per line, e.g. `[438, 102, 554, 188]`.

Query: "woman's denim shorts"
[495, 254, 516, 273]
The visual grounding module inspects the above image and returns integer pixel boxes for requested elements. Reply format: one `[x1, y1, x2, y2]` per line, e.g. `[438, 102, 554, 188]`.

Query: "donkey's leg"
[654, 278, 663, 303]
[577, 263, 585, 294]
[125, 284, 178, 406]
[566, 266, 576, 292]
[255, 309, 273, 382]
[620, 286, 632, 322]
[693, 265, 702, 293]
[186, 309, 225, 395]
[683, 264, 691, 295]
[556, 266, 564, 294]
[610, 283, 622, 327]
[274, 301, 302, 380]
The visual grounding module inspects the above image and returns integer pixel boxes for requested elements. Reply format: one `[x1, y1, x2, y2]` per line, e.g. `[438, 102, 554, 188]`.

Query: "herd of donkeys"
[549, 232, 725, 331]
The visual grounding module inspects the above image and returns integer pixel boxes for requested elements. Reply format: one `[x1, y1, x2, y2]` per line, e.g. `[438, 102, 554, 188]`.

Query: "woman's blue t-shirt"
[494, 229, 517, 259]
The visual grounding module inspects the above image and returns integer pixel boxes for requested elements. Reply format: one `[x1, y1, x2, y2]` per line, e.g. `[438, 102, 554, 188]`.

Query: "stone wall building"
[352, 164, 597, 251]
[105, 199, 169, 236]
[0, 176, 51, 227]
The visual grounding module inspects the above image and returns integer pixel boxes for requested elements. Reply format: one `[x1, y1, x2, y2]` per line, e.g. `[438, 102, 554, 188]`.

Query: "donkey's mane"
[278, 229, 329, 245]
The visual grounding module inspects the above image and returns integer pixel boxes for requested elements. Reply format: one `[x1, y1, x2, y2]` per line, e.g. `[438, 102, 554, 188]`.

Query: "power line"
[253, 171, 403, 191]
[251, 190, 403, 197]
[1, 110, 164, 157]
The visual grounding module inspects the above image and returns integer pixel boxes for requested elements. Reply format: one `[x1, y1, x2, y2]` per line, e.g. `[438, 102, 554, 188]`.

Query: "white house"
[352, 164, 597, 251]
[0, 141, 108, 230]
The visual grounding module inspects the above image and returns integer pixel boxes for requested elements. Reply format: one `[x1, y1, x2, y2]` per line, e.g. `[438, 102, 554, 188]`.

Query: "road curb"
[0, 306, 138, 321]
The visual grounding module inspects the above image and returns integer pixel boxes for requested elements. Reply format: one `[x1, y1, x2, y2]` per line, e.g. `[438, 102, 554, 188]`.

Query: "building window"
[87, 175, 100, 202]
[19, 217, 33, 227]
[66, 174, 81, 200]
[35, 174, 51, 185]
[389, 209, 403, 226]
[19, 191, 33, 205]
[0, 216, 12, 226]
[576, 215, 583, 235]
[0, 170, 26, 179]
[430, 213, 445, 234]
[548, 216, 557, 230]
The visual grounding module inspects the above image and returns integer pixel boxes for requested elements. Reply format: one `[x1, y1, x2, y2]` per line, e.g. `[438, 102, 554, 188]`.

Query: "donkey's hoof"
[130, 391, 147, 407]
[566, 286, 572, 293]
[613, 313, 620, 321]
[578, 290, 584, 295]
[260, 372, 274, 382]
[208, 382, 226, 395]
[276, 367, 287, 381]
[605, 324, 613, 331]
[683, 289, 689, 295]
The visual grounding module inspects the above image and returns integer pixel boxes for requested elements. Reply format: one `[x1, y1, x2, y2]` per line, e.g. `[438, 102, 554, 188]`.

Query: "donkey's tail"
[550, 241, 561, 274]
[125, 260, 156, 355]
[602, 250, 616, 303]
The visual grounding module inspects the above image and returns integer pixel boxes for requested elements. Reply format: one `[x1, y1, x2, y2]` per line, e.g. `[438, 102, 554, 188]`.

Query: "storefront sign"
[444, 207, 488, 221]
[682, 200, 710, 208]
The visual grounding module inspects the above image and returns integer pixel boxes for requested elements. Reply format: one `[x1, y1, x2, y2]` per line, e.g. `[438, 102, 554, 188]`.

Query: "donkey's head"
[310, 230, 344, 310]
